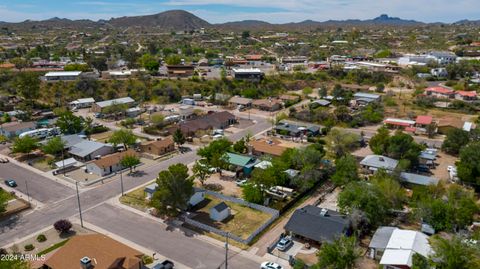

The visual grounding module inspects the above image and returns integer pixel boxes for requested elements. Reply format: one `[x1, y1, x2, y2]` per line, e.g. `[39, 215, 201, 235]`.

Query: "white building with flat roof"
[44, 71, 82, 81]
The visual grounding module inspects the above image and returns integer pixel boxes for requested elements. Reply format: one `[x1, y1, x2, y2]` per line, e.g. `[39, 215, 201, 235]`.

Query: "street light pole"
[76, 181, 84, 227]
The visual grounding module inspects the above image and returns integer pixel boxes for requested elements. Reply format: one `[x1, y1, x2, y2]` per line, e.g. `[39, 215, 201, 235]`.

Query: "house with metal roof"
[400, 172, 439, 186]
[69, 140, 113, 162]
[91, 97, 135, 113]
[369, 228, 432, 269]
[43, 71, 82, 81]
[360, 155, 399, 173]
[275, 120, 321, 137]
[69, 97, 95, 109]
[224, 152, 258, 176]
[353, 92, 381, 106]
[284, 206, 350, 244]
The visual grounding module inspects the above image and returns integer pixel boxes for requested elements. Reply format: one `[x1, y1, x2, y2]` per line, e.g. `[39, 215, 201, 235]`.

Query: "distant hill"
[107, 10, 210, 30]
[0, 11, 460, 32]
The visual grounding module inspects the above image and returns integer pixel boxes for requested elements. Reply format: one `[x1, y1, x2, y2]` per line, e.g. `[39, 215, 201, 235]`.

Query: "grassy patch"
[119, 187, 149, 211]
[0, 189, 16, 201]
[90, 131, 113, 143]
[37, 239, 69, 255]
[31, 156, 55, 172]
[191, 194, 271, 240]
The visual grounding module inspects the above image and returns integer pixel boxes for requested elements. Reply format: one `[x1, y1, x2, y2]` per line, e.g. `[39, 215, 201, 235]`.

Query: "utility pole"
[76, 182, 84, 227]
[61, 148, 66, 176]
[120, 168, 124, 196]
[225, 232, 229, 269]
[25, 180, 31, 206]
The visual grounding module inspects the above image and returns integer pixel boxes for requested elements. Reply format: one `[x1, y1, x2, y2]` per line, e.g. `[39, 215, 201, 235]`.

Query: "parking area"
[271, 238, 319, 265]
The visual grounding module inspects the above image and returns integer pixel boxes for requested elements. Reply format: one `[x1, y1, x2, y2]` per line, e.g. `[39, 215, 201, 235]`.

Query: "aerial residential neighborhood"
[1, 2, 480, 269]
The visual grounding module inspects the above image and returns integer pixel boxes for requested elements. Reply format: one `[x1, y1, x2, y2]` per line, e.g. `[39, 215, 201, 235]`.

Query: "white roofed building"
[43, 71, 82, 81]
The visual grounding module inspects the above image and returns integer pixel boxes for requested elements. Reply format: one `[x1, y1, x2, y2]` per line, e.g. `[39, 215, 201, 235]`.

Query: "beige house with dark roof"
[139, 137, 175, 156]
[85, 149, 138, 176]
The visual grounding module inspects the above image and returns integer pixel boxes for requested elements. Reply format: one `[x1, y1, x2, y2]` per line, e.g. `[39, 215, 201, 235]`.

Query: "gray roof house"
[368, 226, 397, 260]
[68, 140, 113, 162]
[360, 155, 399, 173]
[210, 202, 231, 222]
[284, 206, 350, 243]
[400, 172, 439, 186]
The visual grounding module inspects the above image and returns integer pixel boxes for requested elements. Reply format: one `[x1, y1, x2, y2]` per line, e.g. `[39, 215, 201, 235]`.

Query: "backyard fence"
[185, 189, 280, 244]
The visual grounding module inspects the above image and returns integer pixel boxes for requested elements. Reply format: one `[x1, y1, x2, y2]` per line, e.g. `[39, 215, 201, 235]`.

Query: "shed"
[209, 202, 231, 222]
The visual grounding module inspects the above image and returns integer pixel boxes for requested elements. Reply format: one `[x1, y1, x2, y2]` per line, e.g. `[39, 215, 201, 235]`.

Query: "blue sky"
[1, 0, 479, 23]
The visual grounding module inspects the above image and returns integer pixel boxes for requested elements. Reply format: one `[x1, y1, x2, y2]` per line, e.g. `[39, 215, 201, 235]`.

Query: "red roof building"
[415, 115, 433, 125]
[425, 87, 454, 98]
[455, 90, 477, 101]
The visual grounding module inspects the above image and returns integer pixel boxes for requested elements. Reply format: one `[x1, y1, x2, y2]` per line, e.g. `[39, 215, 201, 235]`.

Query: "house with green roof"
[224, 152, 258, 176]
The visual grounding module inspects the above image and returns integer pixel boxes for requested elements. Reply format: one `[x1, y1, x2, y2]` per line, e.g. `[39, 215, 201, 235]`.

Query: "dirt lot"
[431, 151, 458, 181]
[199, 173, 243, 197]
[190, 194, 272, 240]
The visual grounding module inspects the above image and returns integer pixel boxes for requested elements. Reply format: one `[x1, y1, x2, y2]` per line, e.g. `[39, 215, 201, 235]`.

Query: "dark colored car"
[4, 179, 17, 187]
[153, 260, 174, 269]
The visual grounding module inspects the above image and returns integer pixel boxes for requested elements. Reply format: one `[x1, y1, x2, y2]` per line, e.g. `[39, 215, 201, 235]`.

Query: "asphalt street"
[84, 203, 260, 269]
[0, 117, 271, 268]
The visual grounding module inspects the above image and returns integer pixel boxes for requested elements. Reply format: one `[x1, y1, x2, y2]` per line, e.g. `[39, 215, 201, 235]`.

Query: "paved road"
[0, 162, 75, 203]
[84, 203, 260, 269]
[0, 116, 271, 268]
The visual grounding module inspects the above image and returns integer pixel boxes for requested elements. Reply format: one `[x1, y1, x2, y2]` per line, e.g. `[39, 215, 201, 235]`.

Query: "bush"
[53, 219, 72, 234]
[142, 255, 154, 265]
[36, 234, 47, 242]
[24, 244, 35, 251]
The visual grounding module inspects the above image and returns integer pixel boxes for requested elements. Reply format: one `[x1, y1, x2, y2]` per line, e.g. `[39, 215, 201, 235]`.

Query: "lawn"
[119, 187, 149, 211]
[191, 194, 272, 240]
[0, 189, 15, 201]
[90, 131, 113, 143]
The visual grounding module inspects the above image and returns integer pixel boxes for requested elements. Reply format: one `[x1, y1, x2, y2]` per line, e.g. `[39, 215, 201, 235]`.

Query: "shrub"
[24, 244, 35, 251]
[53, 219, 72, 234]
[142, 255, 153, 265]
[36, 234, 47, 242]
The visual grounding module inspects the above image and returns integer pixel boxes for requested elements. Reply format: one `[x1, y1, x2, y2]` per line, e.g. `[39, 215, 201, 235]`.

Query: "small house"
[69, 98, 95, 109]
[232, 68, 264, 81]
[353, 92, 381, 106]
[0, 121, 36, 138]
[210, 202, 230, 222]
[225, 152, 258, 176]
[189, 189, 206, 207]
[360, 155, 399, 173]
[228, 96, 253, 109]
[455, 91, 477, 101]
[68, 140, 113, 162]
[86, 149, 138, 176]
[91, 97, 135, 113]
[284, 206, 350, 244]
[140, 137, 175, 156]
[249, 138, 289, 157]
[425, 87, 454, 99]
[252, 99, 282, 111]
[43, 71, 82, 81]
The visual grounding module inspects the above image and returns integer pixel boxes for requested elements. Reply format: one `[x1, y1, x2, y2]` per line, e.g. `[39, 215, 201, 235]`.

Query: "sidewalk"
[73, 218, 191, 269]
[107, 196, 275, 268]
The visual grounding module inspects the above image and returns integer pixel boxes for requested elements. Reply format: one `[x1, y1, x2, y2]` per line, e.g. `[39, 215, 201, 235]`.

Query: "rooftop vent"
[379, 157, 385, 162]
[320, 208, 329, 217]
[80, 257, 92, 269]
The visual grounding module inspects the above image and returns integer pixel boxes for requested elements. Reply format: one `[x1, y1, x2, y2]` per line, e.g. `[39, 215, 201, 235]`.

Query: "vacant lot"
[119, 186, 149, 211]
[191, 194, 271, 240]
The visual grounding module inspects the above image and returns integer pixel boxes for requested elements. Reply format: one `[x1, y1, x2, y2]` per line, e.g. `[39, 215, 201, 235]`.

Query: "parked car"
[235, 179, 248, 186]
[4, 179, 17, 187]
[261, 261, 283, 269]
[416, 165, 431, 174]
[266, 187, 287, 200]
[276, 236, 293, 251]
[153, 260, 174, 269]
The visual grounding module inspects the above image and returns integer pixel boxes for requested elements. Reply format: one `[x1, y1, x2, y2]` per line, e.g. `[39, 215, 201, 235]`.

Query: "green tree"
[315, 235, 360, 269]
[242, 183, 264, 204]
[430, 235, 480, 269]
[412, 253, 429, 269]
[109, 129, 137, 150]
[457, 142, 480, 185]
[151, 164, 193, 216]
[14, 72, 40, 106]
[191, 159, 212, 186]
[42, 137, 66, 156]
[120, 154, 140, 174]
[338, 181, 389, 226]
[232, 138, 247, 154]
[331, 154, 359, 187]
[197, 138, 232, 168]
[370, 170, 406, 210]
[12, 136, 38, 155]
[165, 55, 182, 65]
[442, 128, 470, 155]
[0, 258, 30, 269]
[173, 129, 186, 148]
[326, 129, 361, 158]
[369, 127, 390, 154]
[139, 53, 159, 74]
[56, 111, 84, 134]
[150, 114, 164, 127]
